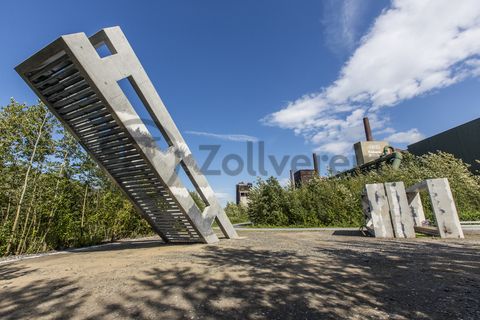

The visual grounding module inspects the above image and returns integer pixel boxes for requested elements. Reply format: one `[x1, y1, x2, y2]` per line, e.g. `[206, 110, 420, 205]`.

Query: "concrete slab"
[426, 178, 464, 239]
[406, 191, 427, 227]
[362, 183, 395, 238]
[384, 182, 416, 238]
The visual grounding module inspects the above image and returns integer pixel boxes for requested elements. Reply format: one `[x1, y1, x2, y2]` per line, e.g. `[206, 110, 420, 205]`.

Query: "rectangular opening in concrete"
[117, 77, 170, 150]
[176, 160, 210, 211]
[95, 43, 114, 58]
[118, 76, 209, 212]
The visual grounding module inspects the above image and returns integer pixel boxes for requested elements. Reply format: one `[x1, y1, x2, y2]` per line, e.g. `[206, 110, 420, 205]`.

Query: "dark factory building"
[293, 169, 316, 187]
[236, 182, 252, 206]
[408, 117, 480, 174]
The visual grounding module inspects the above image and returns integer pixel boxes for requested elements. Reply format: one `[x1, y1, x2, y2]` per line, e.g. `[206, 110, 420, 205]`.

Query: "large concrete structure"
[354, 141, 389, 166]
[353, 117, 389, 166]
[16, 26, 238, 244]
[408, 117, 480, 174]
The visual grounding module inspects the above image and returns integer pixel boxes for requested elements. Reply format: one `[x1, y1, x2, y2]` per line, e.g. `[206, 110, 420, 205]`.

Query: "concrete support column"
[426, 178, 464, 239]
[384, 182, 415, 238]
[406, 178, 464, 239]
[406, 191, 426, 227]
[362, 183, 395, 238]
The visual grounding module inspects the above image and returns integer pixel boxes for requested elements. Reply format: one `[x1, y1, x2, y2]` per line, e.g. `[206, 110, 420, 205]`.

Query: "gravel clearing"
[1, 230, 479, 319]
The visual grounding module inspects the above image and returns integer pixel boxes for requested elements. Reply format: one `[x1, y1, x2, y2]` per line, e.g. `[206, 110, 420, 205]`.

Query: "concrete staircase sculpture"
[16, 26, 238, 244]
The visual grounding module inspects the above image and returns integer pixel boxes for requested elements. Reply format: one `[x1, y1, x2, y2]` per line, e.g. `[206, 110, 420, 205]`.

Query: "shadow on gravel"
[0, 265, 86, 319]
[0, 264, 37, 281]
[331, 230, 365, 237]
[314, 240, 480, 319]
[88, 239, 480, 320]
[70, 239, 168, 253]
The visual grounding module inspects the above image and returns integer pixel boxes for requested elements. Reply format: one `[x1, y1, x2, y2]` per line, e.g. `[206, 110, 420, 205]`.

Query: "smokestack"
[312, 153, 319, 176]
[363, 117, 373, 141]
[290, 170, 295, 189]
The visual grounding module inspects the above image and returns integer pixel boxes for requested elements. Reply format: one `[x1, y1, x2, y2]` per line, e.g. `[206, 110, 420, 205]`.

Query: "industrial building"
[292, 153, 320, 187]
[236, 182, 252, 206]
[354, 117, 390, 166]
[293, 169, 317, 187]
[408, 117, 480, 174]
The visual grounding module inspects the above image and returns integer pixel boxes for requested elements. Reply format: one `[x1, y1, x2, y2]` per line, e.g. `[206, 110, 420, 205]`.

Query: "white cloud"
[278, 177, 292, 187]
[263, 0, 480, 155]
[186, 131, 258, 142]
[465, 58, 480, 76]
[322, 0, 369, 54]
[214, 192, 232, 199]
[385, 128, 424, 144]
[214, 191, 234, 207]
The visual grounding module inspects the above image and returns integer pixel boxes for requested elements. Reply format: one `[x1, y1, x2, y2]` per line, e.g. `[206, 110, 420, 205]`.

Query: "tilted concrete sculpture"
[362, 183, 395, 238]
[384, 182, 415, 238]
[406, 178, 464, 239]
[16, 26, 238, 243]
[363, 179, 464, 239]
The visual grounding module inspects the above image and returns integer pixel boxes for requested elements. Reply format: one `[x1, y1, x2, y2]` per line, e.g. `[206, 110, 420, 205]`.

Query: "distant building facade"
[293, 169, 316, 187]
[354, 141, 389, 165]
[236, 182, 252, 206]
[408, 117, 480, 174]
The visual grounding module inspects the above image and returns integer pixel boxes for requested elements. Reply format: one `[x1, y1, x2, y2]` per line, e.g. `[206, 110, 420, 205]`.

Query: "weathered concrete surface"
[384, 182, 416, 238]
[406, 179, 464, 239]
[406, 190, 427, 227]
[354, 141, 389, 165]
[2, 231, 479, 320]
[362, 184, 395, 237]
[426, 179, 465, 239]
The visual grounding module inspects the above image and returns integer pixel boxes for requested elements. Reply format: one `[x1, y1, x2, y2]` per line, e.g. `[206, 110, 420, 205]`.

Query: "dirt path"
[1, 231, 479, 319]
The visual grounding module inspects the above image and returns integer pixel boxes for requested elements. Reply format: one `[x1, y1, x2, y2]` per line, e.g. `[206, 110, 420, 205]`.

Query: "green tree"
[224, 202, 249, 224]
[248, 177, 290, 226]
[0, 99, 153, 256]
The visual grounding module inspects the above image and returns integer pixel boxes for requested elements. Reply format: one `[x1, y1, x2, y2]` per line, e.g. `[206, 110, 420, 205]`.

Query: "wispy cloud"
[186, 131, 259, 142]
[264, 0, 480, 154]
[385, 129, 424, 145]
[322, 0, 369, 55]
[214, 192, 232, 199]
[214, 191, 234, 207]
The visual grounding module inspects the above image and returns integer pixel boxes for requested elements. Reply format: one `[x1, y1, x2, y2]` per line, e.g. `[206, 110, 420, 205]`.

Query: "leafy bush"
[248, 177, 290, 226]
[224, 202, 249, 224]
[247, 152, 480, 227]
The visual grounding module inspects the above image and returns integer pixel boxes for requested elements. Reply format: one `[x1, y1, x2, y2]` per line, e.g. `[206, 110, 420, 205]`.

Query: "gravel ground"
[1, 230, 479, 320]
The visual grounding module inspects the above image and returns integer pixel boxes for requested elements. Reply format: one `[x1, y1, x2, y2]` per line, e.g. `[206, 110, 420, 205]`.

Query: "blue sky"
[1, 0, 479, 204]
